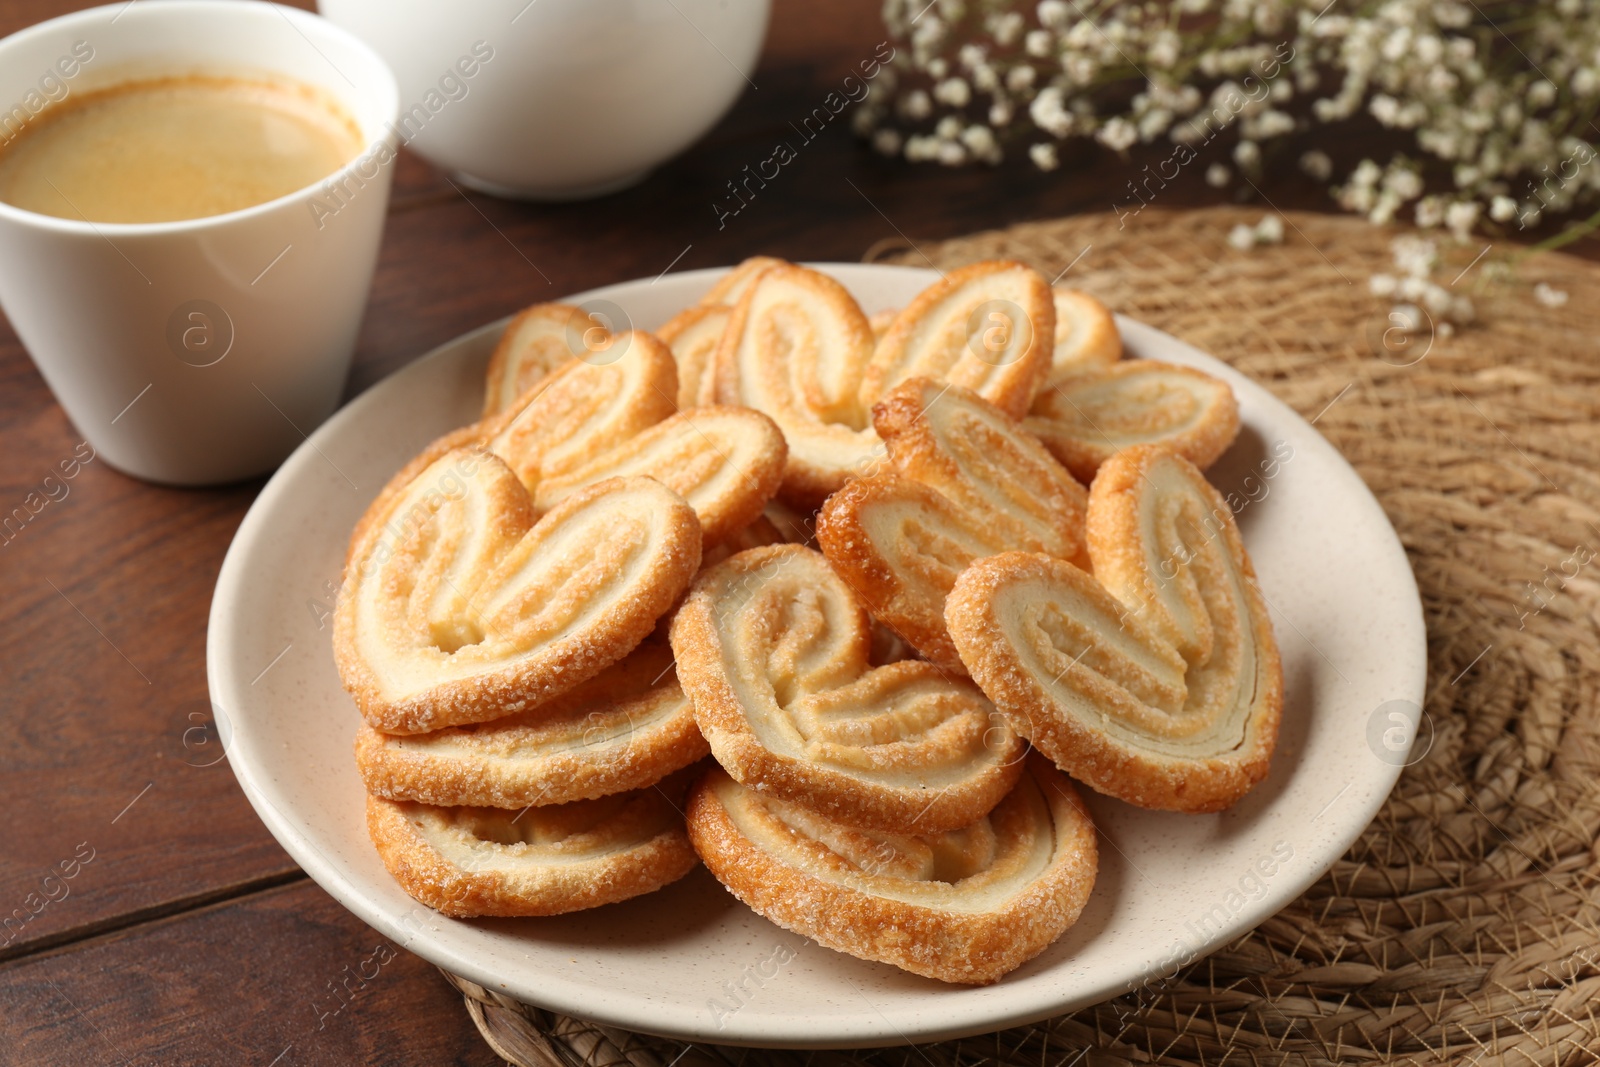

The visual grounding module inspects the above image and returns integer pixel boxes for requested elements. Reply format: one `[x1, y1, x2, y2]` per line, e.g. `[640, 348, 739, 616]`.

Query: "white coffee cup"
[0, 1, 399, 485]
[318, 0, 768, 200]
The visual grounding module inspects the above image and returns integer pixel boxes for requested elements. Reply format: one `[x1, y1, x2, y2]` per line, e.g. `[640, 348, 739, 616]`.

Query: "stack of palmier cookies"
[334, 257, 1281, 985]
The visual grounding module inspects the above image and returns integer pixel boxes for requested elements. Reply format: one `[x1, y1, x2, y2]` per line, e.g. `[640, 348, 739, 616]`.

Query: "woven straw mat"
[443, 206, 1600, 1067]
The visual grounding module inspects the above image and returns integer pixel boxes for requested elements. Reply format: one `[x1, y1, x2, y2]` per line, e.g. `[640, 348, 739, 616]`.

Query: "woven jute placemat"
[443, 206, 1600, 1066]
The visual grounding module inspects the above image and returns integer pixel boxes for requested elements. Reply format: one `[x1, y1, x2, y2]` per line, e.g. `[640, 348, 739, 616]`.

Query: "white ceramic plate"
[208, 263, 1426, 1049]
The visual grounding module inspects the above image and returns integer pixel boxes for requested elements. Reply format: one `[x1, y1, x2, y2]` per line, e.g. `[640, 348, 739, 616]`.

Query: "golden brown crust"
[698, 255, 787, 307]
[714, 263, 881, 508]
[816, 378, 1088, 673]
[481, 330, 681, 490]
[656, 304, 731, 410]
[346, 425, 487, 568]
[669, 544, 1024, 832]
[861, 260, 1055, 419]
[531, 406, 786, 548]
[946, 448, 1282, 813]
[1024, 359, 1241, 483]
[482, 302, 594, 418]
[1041, 288, 1122, 387]
[686, 754, 1097, 985]
[355, 639, 708, 808]
[367, 771, 699, 917]
[335, 456, 702, 734]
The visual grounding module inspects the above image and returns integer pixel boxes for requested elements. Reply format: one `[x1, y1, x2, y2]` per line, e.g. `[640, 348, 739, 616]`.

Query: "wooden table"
[2, 3, 1591, 1063]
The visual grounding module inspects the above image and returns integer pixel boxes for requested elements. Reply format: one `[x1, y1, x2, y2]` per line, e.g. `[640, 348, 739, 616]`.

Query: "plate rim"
[208, 261, 1427, 1048]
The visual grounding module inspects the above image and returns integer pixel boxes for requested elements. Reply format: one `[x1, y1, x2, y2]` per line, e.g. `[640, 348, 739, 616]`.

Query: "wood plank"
[0, 879, 501, 1066]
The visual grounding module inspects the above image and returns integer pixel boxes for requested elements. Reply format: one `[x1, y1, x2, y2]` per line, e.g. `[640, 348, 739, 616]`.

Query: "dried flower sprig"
[857, 0, 1600, 249]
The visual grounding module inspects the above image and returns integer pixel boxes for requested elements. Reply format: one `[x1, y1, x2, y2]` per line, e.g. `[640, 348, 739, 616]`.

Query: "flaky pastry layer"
[1025, 359, 1240, 483]
[368, 771, 698, 917]
[356, 639, 706, 808]
[336, 454, 701, 734]
[818, 378, 1088, 673]
[686, 754, 1097, 984]
[946, 446, 1282, 812]
[669, 544, 1023, 832]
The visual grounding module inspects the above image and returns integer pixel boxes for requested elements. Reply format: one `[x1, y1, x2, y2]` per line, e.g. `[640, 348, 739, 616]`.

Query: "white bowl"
[317, 0, 770, 200]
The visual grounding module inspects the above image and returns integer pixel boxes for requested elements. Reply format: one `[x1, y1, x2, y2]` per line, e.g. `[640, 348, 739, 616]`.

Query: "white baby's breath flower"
[1096, 116, 1139, 152]
[872, 128, 903, 156]
[1233, 139, 1261, 167]
[1024, 29, 1053, 58]
[1445, 200, 1481, 240]
[1227, 223, 1257, 250]
[961, 124, 998, 157]
[1206, 162, 1231, 187]
[1300, 150, 1333, 180]
[1037, 0, 1070, 29]
[1005, 65, 1036, 93]
[1255, 214, 1284, 244]
[1490, 195, 1518, 222]
[1390, 303, 1425, 332]
[990, 12, 1025, 47]
[1029, 86, 1074, 137]
[1029, 142, 1060, 170]
[1149, 32, 1181, 69]
[903, 90, 932, 121]
[934, 77, 972, 107]
[1533, 281, 1569, 307]
[1369, 273, 1398, 296]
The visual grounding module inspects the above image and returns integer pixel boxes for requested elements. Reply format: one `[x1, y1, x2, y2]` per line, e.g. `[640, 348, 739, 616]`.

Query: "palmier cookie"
[656, 304, 729, 410]
[656, 256, 787, 408]
[355, 639, 706, 808]
[669, 543, 1024, 833]
[481, 326, 785, 546]
[368, 770, 699, 917]
[818, 377, 1088, 674]
[482, 302, 621, 418]
[1041, 288, 1121, 386]
[860, 260, 1054, 419]
[1025, 360, 1240, 483]
[336, 451, 700, 735]
[686, 754, 1097, 985]
[697, 254, 784, 307]
[482, 326, 681, 489]
[353, 322, 683, 557]
[714, 263, 880, 506]
[947, 446, 1283, 813]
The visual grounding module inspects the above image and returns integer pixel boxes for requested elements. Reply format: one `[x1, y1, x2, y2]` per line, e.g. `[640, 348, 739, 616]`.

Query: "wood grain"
[1, 0, 1596, 1062]
[0, 879, 500, 1066]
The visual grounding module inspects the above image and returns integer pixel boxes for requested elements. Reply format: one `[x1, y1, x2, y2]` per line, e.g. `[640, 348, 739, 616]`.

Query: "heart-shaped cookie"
[355, 638, 706, 808]
[946, 445, 1282, 812]
[1025, 359, 1240, 483]
[336, 450, 701, 734]
[357, 320, 785, 556]
[669, 543, 1024, 833]
[714, 260, 1056, 506]
[818, 377, 1088, 674]
[482, 302, 624, 418]
[859, 260, 1054, 419]
[687, 753, 1097, 984]
[1040, 287, 1121, 385]
[368, 767, 699, 917]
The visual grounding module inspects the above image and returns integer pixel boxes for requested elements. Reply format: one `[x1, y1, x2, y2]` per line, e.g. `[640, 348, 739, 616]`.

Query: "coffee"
[0, 75, 363, 223]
